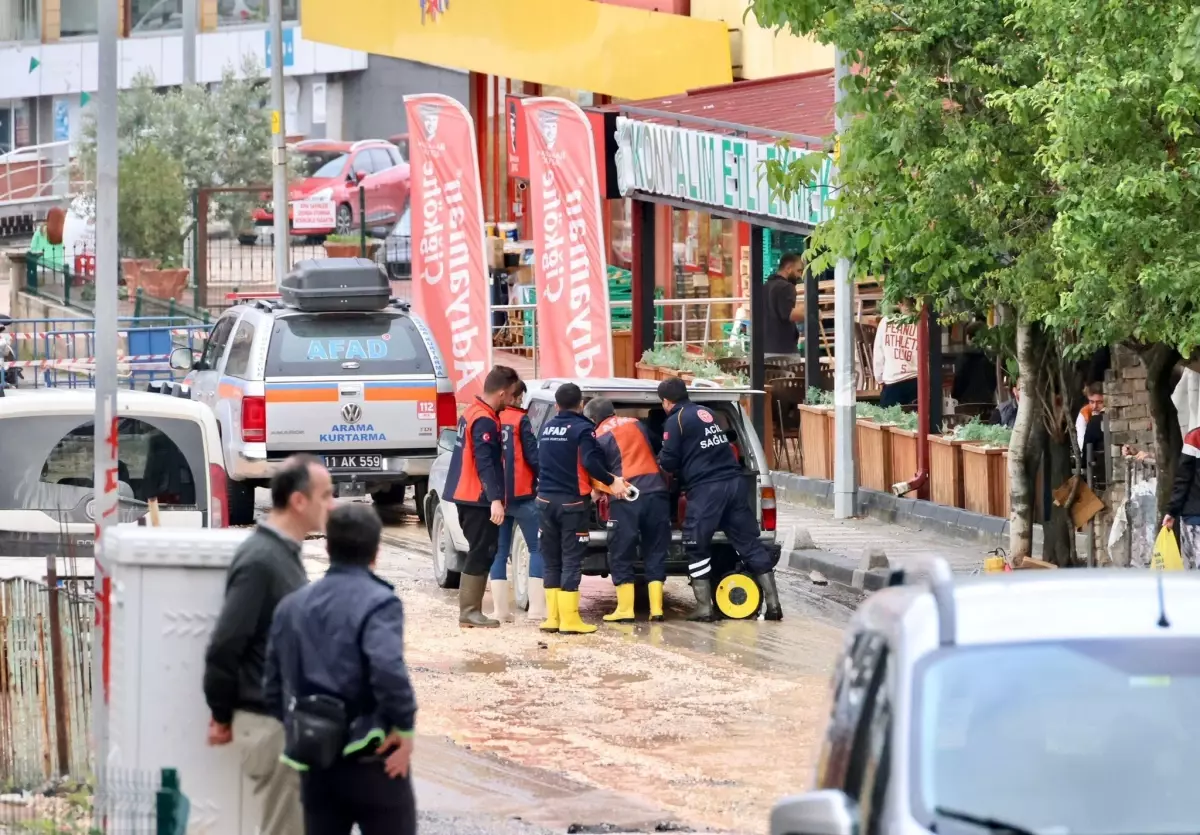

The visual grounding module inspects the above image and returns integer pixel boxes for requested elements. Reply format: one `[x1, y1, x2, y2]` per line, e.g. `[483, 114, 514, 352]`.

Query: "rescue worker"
[656, 376, 783, 622]
[584, 397, 670, 623]
[489, 379, 543, 623]
[536, 383, 629, 634]
[443, 365, 522, 628]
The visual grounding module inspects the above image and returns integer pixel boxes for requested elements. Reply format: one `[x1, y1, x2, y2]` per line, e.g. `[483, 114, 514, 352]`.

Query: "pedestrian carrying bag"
[284, 694, 348, 770]
[1152, 527, 1185, 571]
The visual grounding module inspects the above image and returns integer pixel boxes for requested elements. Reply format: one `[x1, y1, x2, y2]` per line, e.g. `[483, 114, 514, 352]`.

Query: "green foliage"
[857, 402, 918, 430]
[639, 346, 750, 385]
[324, 234, 363, 245]
[805, 386, 833, 405]
[117, 143, 188, 268]
[77, 56, 273, 235]
[953, 417, 1013, 446]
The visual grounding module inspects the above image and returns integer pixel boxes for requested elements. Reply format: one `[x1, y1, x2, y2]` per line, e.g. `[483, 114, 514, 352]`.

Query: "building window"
[216, 0, 297, 27]
[60, 0, 97, 36]
[0, 0, 40, 42]
[0, 101, 32, 155]
[130, 0, 182, 32]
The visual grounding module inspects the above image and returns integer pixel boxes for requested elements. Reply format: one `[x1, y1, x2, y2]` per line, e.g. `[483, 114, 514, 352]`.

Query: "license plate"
[323, 454, 383, 471]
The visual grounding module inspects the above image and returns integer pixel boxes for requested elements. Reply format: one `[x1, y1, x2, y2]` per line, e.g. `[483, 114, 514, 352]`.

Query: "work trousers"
[607, 491, 671, 586]
[879, 377, 919, 407]
[456, 502, 499, 577]
[492, 499, 544, 580]
[232, 711, 303, 835]
[682, 479, 772, 579]
[537, 495, 590, 592]
[301, 756, 416, 835]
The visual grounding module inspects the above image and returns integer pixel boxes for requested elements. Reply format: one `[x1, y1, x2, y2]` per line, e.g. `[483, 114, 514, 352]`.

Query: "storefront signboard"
[613, 117, 835, 228]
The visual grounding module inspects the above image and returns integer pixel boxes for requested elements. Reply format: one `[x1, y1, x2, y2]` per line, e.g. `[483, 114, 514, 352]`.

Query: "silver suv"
[771, 562, 1200, 835]
[163, 260, 456, 525]
[425, 378, 782, 614]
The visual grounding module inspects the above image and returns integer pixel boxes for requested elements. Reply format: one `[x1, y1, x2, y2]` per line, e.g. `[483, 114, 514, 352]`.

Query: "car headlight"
[306, 187, 334, 202]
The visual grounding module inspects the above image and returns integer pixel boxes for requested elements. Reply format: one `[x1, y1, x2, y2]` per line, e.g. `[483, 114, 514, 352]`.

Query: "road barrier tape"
[8, 329, 210, 340]
[10, 352, 198, 368]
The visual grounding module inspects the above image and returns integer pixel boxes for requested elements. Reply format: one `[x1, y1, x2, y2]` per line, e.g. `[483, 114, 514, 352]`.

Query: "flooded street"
[300, 507, 857, 834]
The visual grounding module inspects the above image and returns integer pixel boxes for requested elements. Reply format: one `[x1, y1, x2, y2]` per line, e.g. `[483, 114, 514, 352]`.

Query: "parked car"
[770, 563, 1200, 835]
[378, 205, 412, 280]
[0, 388, 227, 582]
[252, 139, 410, 237]
[425, 378, 781, 613]
[159, 259, 456, 526]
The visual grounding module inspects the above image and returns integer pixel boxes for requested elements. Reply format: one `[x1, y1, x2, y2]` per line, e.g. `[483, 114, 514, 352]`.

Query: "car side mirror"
[438, 428, 456, 453]
[770, 790, 857, 835]
[355, 170, 368, 183]
[168, 346, 194, 371]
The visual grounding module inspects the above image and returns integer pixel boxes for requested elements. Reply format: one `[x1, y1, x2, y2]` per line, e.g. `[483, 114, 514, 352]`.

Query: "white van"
[0, 390, 226, 584]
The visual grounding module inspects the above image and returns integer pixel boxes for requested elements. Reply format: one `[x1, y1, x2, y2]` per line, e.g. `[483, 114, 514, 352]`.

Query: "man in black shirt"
[764, 253, 805, 356]
[203, 455, 334, 835]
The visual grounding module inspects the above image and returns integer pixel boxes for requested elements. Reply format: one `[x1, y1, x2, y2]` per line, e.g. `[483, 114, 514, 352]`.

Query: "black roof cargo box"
[280, 258, 390, 312]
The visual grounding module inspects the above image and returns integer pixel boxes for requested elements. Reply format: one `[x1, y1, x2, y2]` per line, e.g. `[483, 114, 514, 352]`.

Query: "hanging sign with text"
[613, 117, 835, 227]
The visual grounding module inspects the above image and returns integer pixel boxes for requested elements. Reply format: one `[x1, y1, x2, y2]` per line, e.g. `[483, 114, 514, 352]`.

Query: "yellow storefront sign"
[301, 0, 733, 100]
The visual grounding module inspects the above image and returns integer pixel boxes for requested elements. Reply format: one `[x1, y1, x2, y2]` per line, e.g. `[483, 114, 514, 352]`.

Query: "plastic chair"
[768, 376, 807, 472]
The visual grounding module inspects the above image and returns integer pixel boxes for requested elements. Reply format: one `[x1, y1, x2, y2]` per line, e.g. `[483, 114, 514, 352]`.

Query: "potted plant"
[929, 433, 967, 509]
[323, 234, 378, 259]
[887, 411, 921, 491]
[853, 403, 897, 492]
[117, 143, 190, 301]
[956, 421, 1012, 517]
[798, 388, 834, 479]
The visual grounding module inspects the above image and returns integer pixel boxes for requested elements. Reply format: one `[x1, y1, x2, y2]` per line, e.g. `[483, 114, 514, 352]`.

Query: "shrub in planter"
[323, 234, 378, 258]
[954, 421, 1012, 517]
[798, 404, 834, 479]
[929, 435, 966, 509]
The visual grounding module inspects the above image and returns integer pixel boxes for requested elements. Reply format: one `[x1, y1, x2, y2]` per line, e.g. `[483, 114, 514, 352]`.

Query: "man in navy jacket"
[535, 383, 628, 634]
[656, 376, 783, 622]
[265, 503, 417, 835]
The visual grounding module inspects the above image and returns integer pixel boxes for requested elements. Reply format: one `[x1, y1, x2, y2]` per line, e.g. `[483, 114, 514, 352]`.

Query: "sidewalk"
[775, 500, 994, 591]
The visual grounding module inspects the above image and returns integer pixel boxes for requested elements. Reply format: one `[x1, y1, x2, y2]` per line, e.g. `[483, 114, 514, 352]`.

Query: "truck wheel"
[511, 527, 531, 611]
[430, 504, 462, 589]
[413, 479, 428, 526]
[227, 475, 256, 527]
[371, 485, 407, 525]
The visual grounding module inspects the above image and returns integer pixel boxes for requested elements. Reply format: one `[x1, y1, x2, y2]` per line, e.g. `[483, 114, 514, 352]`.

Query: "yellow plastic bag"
[1152, 527, 1185, 571]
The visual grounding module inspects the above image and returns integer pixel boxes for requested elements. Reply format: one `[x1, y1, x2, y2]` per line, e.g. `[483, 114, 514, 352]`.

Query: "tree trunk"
[1008, 316, 1039, 562]
[1140, 344, 1181, 519]
[1043, 437, 1080, 566]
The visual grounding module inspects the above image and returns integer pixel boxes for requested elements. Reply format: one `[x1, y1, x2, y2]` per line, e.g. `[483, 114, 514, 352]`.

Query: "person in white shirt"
[872, 305, 921, 407]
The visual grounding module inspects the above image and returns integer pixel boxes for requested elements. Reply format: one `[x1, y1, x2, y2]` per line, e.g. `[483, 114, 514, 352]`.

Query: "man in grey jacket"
[203, 454, 334, 835]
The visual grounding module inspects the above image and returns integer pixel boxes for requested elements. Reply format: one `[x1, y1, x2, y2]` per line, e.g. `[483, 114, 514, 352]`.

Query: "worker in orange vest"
[443, 365, 523, 628]
[489, 379, 543, 623]
[585, 397, 671, 623]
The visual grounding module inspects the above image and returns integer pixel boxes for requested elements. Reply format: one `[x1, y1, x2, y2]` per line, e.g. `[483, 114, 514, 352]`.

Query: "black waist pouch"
[284, 694, 348, 770]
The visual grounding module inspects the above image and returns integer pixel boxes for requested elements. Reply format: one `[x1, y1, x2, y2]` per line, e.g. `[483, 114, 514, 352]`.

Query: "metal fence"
[2, 317, 209, 391]
[0, 766, 189, 834]
[0, 579, 93, 791]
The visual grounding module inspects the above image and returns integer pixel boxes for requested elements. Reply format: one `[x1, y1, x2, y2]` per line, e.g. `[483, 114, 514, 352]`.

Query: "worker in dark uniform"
[584, 397, 670, 623]
[443, 365, 522, 628]
[536, 383, 629, 635]
[656, 376, 783, 622]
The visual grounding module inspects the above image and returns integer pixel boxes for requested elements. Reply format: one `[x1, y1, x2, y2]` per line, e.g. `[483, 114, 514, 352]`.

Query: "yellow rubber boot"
[603, 583, 637, 622]
[556, 590, 597, 634]
[539, 587, 560, 632]
[648, 581, 665, 622]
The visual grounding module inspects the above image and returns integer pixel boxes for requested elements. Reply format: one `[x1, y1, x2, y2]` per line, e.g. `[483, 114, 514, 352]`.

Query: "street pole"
[269, 0, 288, 285]
[832, 46, 858, 519]
[93, 0, 120, 799]
[182, 0, 197, 85]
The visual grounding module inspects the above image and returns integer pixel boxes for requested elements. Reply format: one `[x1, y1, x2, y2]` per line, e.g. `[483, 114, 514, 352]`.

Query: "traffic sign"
[265, 27, 295, 69]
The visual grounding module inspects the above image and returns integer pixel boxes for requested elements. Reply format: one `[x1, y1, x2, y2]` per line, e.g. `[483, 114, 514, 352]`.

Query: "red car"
[252, 139, 410, 236]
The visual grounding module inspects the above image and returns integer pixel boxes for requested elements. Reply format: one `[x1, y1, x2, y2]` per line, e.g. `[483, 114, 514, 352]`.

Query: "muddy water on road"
[305, 517, 853, 833]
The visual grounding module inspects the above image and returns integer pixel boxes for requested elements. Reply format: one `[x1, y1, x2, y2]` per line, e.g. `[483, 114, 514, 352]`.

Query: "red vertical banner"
[522, 97, 613, 379]
[404, 93, 493, 403]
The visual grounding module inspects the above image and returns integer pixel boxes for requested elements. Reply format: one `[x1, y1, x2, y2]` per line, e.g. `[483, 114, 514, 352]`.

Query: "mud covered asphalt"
[288, 502, 859, 835]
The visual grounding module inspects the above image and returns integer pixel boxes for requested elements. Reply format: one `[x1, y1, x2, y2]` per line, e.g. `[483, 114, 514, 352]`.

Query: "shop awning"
[614, 69, 835, 142]
[300, 0, 733, 101]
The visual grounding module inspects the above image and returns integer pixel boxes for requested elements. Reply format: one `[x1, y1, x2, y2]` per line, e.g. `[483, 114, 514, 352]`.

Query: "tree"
[76, 55, 273, 234]
[117, 143, 188, 267]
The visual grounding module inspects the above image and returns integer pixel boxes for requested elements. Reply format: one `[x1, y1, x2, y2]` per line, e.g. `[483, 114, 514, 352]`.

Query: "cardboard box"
[488, 237, 505, 270]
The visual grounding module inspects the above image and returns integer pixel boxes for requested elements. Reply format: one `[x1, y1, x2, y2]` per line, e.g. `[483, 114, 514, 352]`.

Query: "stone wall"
[1104, 344, 1158, 507]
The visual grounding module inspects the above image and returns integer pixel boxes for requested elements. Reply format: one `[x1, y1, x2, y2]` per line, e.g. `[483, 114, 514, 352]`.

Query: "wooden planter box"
[612, 331, 634, 378]
[929, 435, 966, 509]
[855, 420, 894, 492]
[1000, 449, 1011, 519]
[799, 405, 834, 479]
[635, 361, 659, 381]
[323, 241, 380, 259]
[962, 444, 1009, 518]
[888, 428, 918, 490]
[129, 267, 189, 301]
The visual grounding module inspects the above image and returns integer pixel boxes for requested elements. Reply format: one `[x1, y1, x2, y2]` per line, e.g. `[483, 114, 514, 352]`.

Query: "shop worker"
[656, 377, 783, 622]
[584, 397, 670, 623]
[444, 364, 522, 628]
[265, 503, 418, 835]
[489, 379, 544, 623]
[536, 383, 629, 634]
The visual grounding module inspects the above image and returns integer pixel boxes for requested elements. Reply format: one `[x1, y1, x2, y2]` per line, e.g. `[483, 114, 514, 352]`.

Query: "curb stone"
[787, 548, 892, 593]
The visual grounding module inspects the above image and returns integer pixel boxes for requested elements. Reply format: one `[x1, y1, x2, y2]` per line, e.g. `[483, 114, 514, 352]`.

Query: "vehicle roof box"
[280, 258, 390, 312]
